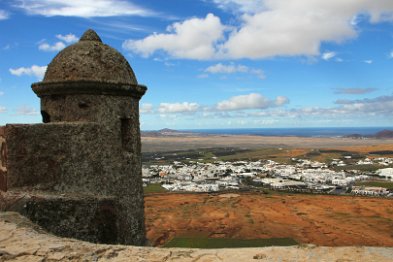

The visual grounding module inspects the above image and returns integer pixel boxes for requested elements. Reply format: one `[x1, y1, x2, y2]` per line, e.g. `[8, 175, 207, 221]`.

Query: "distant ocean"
[184, 127, 393, 138]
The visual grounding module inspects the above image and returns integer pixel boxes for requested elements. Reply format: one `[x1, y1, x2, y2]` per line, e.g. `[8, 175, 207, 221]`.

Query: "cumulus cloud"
[158, 102, 200, 114]
[322, 51, 337, 61]
[335, 95, 393, 115]
[14, 0, 153, 17]
[275, 96, 290, 106]
[219, 0, 393, 59]
[123, 13, 225, 59]
[334, 88, 377, 95]
[38, 41, 66, 52]
[38, 33, 78, 52]
[0, 10, 9, 20]
[216, 93, 289, 111]
[9, 65, 47, 79]
[277, 95, 393, 118]
[140, 103, 153, 114]
[56, 33, 78, 43]
[205, 63, 265, 79]
[126, 1, 393, 59]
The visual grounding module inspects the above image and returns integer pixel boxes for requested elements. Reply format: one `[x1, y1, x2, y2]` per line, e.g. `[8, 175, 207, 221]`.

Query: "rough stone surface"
[41, 29, 138, 85]
[0, 29, 146, 245]
[0, 126, 6, 192]
[1, 191, 118, 243]
[1, 212, 393, 262]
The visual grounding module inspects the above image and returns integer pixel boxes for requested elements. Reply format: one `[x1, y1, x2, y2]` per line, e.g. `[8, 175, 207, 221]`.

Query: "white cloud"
[205, 63, 265, 79]
[390, 51, 393, 59]
[276, 95, 393, 118]
[205, 63, 247, 74]
[322, 51, 337, 61]
[0, 91, 4, 96]
[334, 88, 377, 95]
[56, 33, 78, 43]
[38, 41, 66, 52]
[0, 106, 5, 113]
[14, 0, 153, 18]
[127, 1, 393, 60]
[0, 10, 9, 20]
[275, 96, 289, 106]
[219, 0, 393, 59]
[9, 65, 47, 80]
[158, 102, 200, 114]
[364, 60, 373, 64]
[15, 106, 39, 116]
[38, 33, 78, 52]
[140, 103, 153, 114]
[217, 93, 289, 111]
[123, 13, 225, 59]
[221, 6, 354, 58]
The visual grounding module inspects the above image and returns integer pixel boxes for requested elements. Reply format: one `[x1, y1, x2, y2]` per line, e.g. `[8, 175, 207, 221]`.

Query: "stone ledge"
[32, 81, 147, 99]
[1, 191, 118, 244]
[1, 212, 393, 262]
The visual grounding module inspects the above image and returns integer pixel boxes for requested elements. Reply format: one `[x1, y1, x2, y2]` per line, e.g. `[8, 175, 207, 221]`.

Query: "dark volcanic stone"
[0, 29, 147, 245]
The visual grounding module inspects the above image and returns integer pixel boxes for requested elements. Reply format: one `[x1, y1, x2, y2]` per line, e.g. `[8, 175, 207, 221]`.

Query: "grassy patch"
[163, 237, 298, 248]
[144, 183, 168, 194]
[354, 180, 393, 190]
[219, 148, 285, 161]
[333, 164, 380, 172]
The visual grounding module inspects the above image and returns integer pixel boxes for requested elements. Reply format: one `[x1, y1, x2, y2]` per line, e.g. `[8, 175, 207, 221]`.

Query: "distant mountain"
[374, 130, 393, 139]
[344, 129, 393, 139]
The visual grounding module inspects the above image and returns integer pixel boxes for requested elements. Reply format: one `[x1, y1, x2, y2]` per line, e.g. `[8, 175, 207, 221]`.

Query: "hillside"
[145, 193, 393, 247]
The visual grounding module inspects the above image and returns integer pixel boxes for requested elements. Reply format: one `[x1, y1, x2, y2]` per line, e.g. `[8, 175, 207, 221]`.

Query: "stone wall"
[0, 126, 7, 192]
[1, 192, 119, 243]
[5, 123, 101, 191]
[2, 118, 145, 245]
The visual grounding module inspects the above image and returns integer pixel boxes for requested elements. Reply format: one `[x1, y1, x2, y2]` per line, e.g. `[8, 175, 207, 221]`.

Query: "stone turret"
[0, 29, 147, 245]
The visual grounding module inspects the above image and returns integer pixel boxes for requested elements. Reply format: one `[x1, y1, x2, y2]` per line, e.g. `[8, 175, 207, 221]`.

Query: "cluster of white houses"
[142, 157, 393, 197]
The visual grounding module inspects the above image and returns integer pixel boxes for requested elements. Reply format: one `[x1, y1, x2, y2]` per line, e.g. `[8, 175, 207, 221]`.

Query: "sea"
[184, 127, 393, 138]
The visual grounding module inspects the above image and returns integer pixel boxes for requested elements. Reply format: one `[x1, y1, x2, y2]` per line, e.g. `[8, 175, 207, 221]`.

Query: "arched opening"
[41, 110, 51, 123]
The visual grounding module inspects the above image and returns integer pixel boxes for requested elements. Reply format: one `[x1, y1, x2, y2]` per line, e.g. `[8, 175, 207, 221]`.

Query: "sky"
[0, 0, 393, 130]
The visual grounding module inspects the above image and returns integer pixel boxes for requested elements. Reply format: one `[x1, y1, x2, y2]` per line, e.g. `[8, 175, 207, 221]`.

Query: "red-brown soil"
[144, 193, 393, 247]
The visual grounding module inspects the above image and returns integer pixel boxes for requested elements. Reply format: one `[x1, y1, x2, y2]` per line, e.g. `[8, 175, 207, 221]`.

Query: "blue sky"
[1, 0, 393, 130]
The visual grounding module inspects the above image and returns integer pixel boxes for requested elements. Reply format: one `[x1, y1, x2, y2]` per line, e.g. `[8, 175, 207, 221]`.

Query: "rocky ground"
[1, 212, 393, 262]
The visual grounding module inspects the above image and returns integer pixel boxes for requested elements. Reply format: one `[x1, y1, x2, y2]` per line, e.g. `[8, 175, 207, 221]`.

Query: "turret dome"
[32, 29, 146, 98]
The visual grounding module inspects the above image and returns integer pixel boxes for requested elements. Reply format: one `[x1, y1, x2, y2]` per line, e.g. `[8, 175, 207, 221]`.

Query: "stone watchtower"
[0, 29, 146, 245]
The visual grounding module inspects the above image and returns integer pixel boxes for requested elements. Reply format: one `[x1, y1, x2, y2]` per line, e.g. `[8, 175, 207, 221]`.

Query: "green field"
[143, 183, 168, 193]
[355, 180, 393, 190]
[333, 164, 381, 172]
[163, 237, 298, 248]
